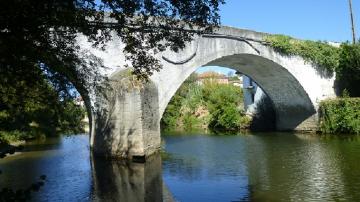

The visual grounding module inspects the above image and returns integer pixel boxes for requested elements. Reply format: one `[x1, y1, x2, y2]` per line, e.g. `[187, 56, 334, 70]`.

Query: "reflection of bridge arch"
[78, 26, 336, 158]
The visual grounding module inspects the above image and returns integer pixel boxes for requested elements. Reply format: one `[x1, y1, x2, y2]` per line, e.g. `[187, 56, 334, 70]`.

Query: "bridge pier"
[92, 72, 161, 159]
[78, 27, 337, 159]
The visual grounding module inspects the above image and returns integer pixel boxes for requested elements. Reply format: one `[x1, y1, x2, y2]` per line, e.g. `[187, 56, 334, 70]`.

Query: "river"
[1, 132, 360, 201]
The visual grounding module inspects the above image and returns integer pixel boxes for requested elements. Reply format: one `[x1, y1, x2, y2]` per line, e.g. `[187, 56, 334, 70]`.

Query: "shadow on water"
[0, 135, 177, 201]
[3, 133, 360, 201]
[91, 153, 175, 202]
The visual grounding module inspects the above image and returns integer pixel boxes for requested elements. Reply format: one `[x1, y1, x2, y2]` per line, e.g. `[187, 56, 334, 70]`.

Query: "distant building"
[237, 71, 268, 115]
[196, 71, 229, 85]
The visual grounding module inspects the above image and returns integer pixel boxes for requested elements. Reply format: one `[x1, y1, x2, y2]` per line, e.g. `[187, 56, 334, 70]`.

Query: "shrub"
[319, 98, 360, 134]
[182, 112, 200, 131]
[0, 131, 28, 144]
[336, 43, 360, 97]
[206, 84, 250, 130]
[161, 76, 250, 131]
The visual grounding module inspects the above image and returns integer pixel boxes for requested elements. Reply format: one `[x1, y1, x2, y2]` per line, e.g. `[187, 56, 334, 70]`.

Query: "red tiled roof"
[197, 71, 226, 79]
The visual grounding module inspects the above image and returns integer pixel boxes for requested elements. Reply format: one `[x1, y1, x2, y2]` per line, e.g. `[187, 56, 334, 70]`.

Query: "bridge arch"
[151, 27, 335, 131]
[158, 53, 315, 131]
[82, 27, 336, 159]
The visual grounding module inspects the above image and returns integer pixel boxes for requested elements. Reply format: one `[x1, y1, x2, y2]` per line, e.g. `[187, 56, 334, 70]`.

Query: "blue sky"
[220, 0, 359, 42]
[198, 0, 360, 75]
[196, 66, 237, 75]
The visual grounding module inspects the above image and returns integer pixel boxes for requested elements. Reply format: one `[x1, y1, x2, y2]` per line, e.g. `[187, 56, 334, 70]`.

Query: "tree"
[205, 83, 249, 130]
[0, 0, 225, 100]
[336, 43, 360, 96]
[0, 0, 224, 139]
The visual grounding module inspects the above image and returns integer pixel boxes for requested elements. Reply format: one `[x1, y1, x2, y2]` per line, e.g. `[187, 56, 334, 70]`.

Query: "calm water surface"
[1, 132, 360, 201]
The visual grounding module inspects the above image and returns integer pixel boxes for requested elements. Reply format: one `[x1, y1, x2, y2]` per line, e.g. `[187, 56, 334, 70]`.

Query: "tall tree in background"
[349, 0, 356, 44]
[0, 0, 225, 137]
[0, 0, 225, 98]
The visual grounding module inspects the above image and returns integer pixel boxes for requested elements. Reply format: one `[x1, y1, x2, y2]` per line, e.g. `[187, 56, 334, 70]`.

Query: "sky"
[220, 0, 360, 42]
[198, 0, 360, 75]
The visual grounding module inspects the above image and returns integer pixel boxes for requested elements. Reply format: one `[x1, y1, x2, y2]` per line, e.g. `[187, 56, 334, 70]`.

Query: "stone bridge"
[77, 26, 336, 159]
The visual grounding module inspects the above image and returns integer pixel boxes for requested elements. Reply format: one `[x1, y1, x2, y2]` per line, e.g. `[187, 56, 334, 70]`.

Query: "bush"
[205, 84, 250, 130]
[336, 43, 360, 97]
[182, 112, 200, 131]
[0, 131, 28, 144]
[319, 98, 360, 134]
[161, 76, 250, 132]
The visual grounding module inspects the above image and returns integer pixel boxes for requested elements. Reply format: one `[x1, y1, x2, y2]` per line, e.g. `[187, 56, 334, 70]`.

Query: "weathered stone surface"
[91, 71, 160, 159]
[78, 26, 337, 158]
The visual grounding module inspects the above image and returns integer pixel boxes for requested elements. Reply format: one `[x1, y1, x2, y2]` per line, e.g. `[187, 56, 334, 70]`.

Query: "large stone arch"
[151, 27, 336, 131]
[78, 26, 336, 159]
[156, 53, 315, 130]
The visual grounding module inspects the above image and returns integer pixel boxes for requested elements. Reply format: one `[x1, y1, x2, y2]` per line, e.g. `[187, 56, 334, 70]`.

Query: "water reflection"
[162, 133, 360, 202]
[0, 135, 92, 201]
[162, 135, 251, 201]
[1, 133, 360, 201]
[91, 154, 167, 202]
[244, 133, 347, 201]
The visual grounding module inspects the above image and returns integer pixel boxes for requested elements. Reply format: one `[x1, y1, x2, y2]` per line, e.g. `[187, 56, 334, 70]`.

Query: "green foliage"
[161, 94, 183, 130]
[182, 112, 201, 131]
[0, 72, 86, 144]
[161, 75, 250, 132]
[0, 0, 224, 96]
[57, 101, 86, 134]
[183, 83, 204, 111]
[0, 0, 224, 143]
[0, 131, 28, 144]
[265, 34, 340, 72]
[265, 35, 360, 97]
[319, 98, 360, 134]
[161, 74, 202, 130]
[264, 35, 295, 55]
[336, 43, 360, 97]
[205, 83, 250, 130]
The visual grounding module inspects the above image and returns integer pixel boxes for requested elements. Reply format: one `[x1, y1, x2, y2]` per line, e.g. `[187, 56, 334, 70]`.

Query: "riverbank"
[161, 74, 251, 132]
[0, 141, 24, 159]
[319, 97, 360, 134]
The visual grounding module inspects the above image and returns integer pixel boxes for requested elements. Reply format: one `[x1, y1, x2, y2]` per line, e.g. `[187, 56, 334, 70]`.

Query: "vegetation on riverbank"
[161, 73, 250, 132]
[336, 43, 360, 97]
[0, 74, 86, 144]
[319, 97, 360, 134]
